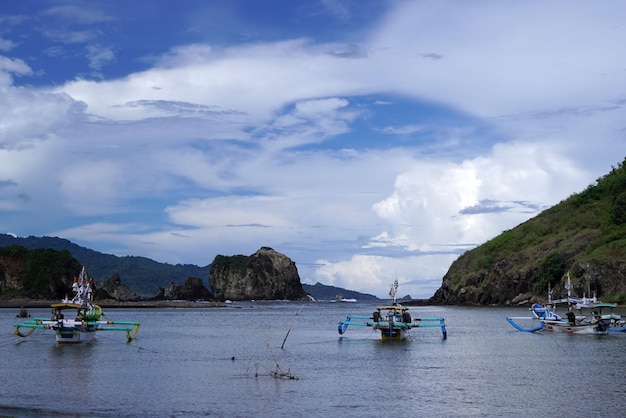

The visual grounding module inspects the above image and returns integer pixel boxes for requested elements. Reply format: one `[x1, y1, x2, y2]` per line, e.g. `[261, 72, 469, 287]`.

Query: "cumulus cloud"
[0, 56, 32, 77]
[0, 85, 86, 149]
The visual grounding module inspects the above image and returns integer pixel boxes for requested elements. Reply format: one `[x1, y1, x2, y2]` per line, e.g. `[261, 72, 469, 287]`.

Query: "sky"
[1, 1, 625, 299]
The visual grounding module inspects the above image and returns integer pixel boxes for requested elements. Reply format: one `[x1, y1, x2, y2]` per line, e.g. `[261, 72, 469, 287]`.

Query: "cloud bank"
[1, 1, 625, 298]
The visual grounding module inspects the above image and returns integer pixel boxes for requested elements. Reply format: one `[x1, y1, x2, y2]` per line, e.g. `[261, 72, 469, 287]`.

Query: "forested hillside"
[431, 158, 626, 305]
[0, 235, 208, 296]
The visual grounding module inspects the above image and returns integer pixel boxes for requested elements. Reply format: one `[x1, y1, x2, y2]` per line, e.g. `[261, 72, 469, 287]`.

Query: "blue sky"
[1, 1, 625, 298]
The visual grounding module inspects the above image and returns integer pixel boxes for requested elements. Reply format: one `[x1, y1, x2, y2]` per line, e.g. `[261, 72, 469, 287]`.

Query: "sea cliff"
[209, 247, 308, 301]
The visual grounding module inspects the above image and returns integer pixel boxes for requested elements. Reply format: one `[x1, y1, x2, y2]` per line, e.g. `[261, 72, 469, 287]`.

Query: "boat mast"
[389, 278, 398, 305]
[564, 271, 574, 310]
[547, 282, 552, 304]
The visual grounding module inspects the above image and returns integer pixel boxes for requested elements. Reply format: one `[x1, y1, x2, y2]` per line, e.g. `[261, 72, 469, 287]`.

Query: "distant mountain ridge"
[0, 234, 378, 300]
[302, 282, 378, 301]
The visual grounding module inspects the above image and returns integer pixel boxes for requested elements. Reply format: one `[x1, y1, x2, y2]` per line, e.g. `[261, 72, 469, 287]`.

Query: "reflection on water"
[1, 303, 624, 417]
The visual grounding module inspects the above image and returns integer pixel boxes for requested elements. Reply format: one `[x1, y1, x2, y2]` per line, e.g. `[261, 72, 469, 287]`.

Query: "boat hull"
[543, 320, 610, 335]
[55, 326, 97, 344]
[378, 327, 406, 341]
[507, 317, 613, 335]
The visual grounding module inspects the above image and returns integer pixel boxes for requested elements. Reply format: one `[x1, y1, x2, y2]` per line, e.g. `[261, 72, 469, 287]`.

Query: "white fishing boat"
[332, 294, 357, 303]
[506, 272, 625, 334]
[14, 267, 140, 344]
[337, 280, 447, 341]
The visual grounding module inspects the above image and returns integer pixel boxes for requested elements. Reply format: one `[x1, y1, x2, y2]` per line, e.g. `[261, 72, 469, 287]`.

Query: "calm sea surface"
[1, 302, 624, 417]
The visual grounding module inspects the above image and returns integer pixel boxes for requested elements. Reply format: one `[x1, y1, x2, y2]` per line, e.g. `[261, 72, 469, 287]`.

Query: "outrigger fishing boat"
[332, 294, 357, 303]
[14, 267, 140, 344]
[337, 280, 447, 341]
[506, 272, 625, 335]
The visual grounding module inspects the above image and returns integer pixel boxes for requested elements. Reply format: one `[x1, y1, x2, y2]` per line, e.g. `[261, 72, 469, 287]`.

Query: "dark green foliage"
[0, 245, 80, 299]
[573, 158, 626, 225]
[23, 249, 74, 297]
[610, 189, 626, 225]
[608, 291, 626, 304]
[534, 252, 565, 293]
[0, 245, 28, 258]
[0, 235, 208, 296]
[212, 254, 249, 275]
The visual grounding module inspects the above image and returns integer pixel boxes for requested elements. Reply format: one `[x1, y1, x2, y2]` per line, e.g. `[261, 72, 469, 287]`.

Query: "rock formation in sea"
[95, 273, 140, 301]
[154, 277, 213, 301]
[209, 247, 308, 301]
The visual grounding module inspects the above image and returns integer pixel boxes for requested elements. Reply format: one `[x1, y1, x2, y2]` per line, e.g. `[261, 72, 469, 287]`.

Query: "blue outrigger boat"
[506, 273, 626, 335]
[337, 280, 447, 341]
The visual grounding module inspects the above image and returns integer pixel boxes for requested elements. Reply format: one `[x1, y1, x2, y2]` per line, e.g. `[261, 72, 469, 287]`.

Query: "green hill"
[431, 158, 626, 305]
[0, 245, 81, 299]
[0, 235, 208, 296]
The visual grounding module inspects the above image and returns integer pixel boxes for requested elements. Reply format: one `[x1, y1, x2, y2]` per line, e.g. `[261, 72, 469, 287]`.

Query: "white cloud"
[0, 56, 32, 77]
[380, 124, 425, 136]
[86, 44, 116, 71]
[52, 39, 368, 122]
[0, 81, 85, 149]
[321, 0, 351, 21]
[0, 37, 16, 52]
[367, 0, 626, 117]
[313, 254, 457, 299]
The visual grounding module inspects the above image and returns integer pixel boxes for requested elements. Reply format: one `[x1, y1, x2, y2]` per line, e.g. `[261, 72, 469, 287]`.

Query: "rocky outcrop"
[155, 277, 213, 301]
[570, 261, 626, 299]
[96, 274, 139, 301]
[0, 250, 29, 295]
[209, 247, 307, 301]
[430, 257, 626, 306]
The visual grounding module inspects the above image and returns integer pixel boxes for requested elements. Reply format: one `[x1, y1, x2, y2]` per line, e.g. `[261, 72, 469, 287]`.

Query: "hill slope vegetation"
[431, 158, 626, 305]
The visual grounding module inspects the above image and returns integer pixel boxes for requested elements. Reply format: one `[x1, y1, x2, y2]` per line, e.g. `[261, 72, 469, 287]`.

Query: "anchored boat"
[14, 267, 140, 344]
[506, 272, 625, 335]
[337, 280, 447, 341]
[332, 294, 357, 303]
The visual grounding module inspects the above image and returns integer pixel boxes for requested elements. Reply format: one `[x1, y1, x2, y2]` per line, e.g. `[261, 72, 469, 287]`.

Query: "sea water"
[1, 303, 624, 417]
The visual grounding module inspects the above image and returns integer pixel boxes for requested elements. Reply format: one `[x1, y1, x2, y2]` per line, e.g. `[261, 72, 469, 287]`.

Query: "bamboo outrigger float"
[337, 280, 447, 341]
[13, 267, 140, 344]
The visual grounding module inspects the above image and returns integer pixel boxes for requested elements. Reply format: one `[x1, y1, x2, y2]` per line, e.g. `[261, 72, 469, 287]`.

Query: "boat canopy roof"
[575, 302, 618, 309]
[50, 303, 83, 310]
[376, 305, 409, 312]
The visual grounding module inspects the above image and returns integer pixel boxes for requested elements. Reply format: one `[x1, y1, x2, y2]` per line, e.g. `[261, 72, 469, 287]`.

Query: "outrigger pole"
[337, 315, 447, 338]
[337, 279, 447, 340]
[505, 317, 545, 332]
[14, 319, 141, 341]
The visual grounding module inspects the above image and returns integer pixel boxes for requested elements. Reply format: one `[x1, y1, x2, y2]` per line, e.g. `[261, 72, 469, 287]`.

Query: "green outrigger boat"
[14, 267, 140, 344]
